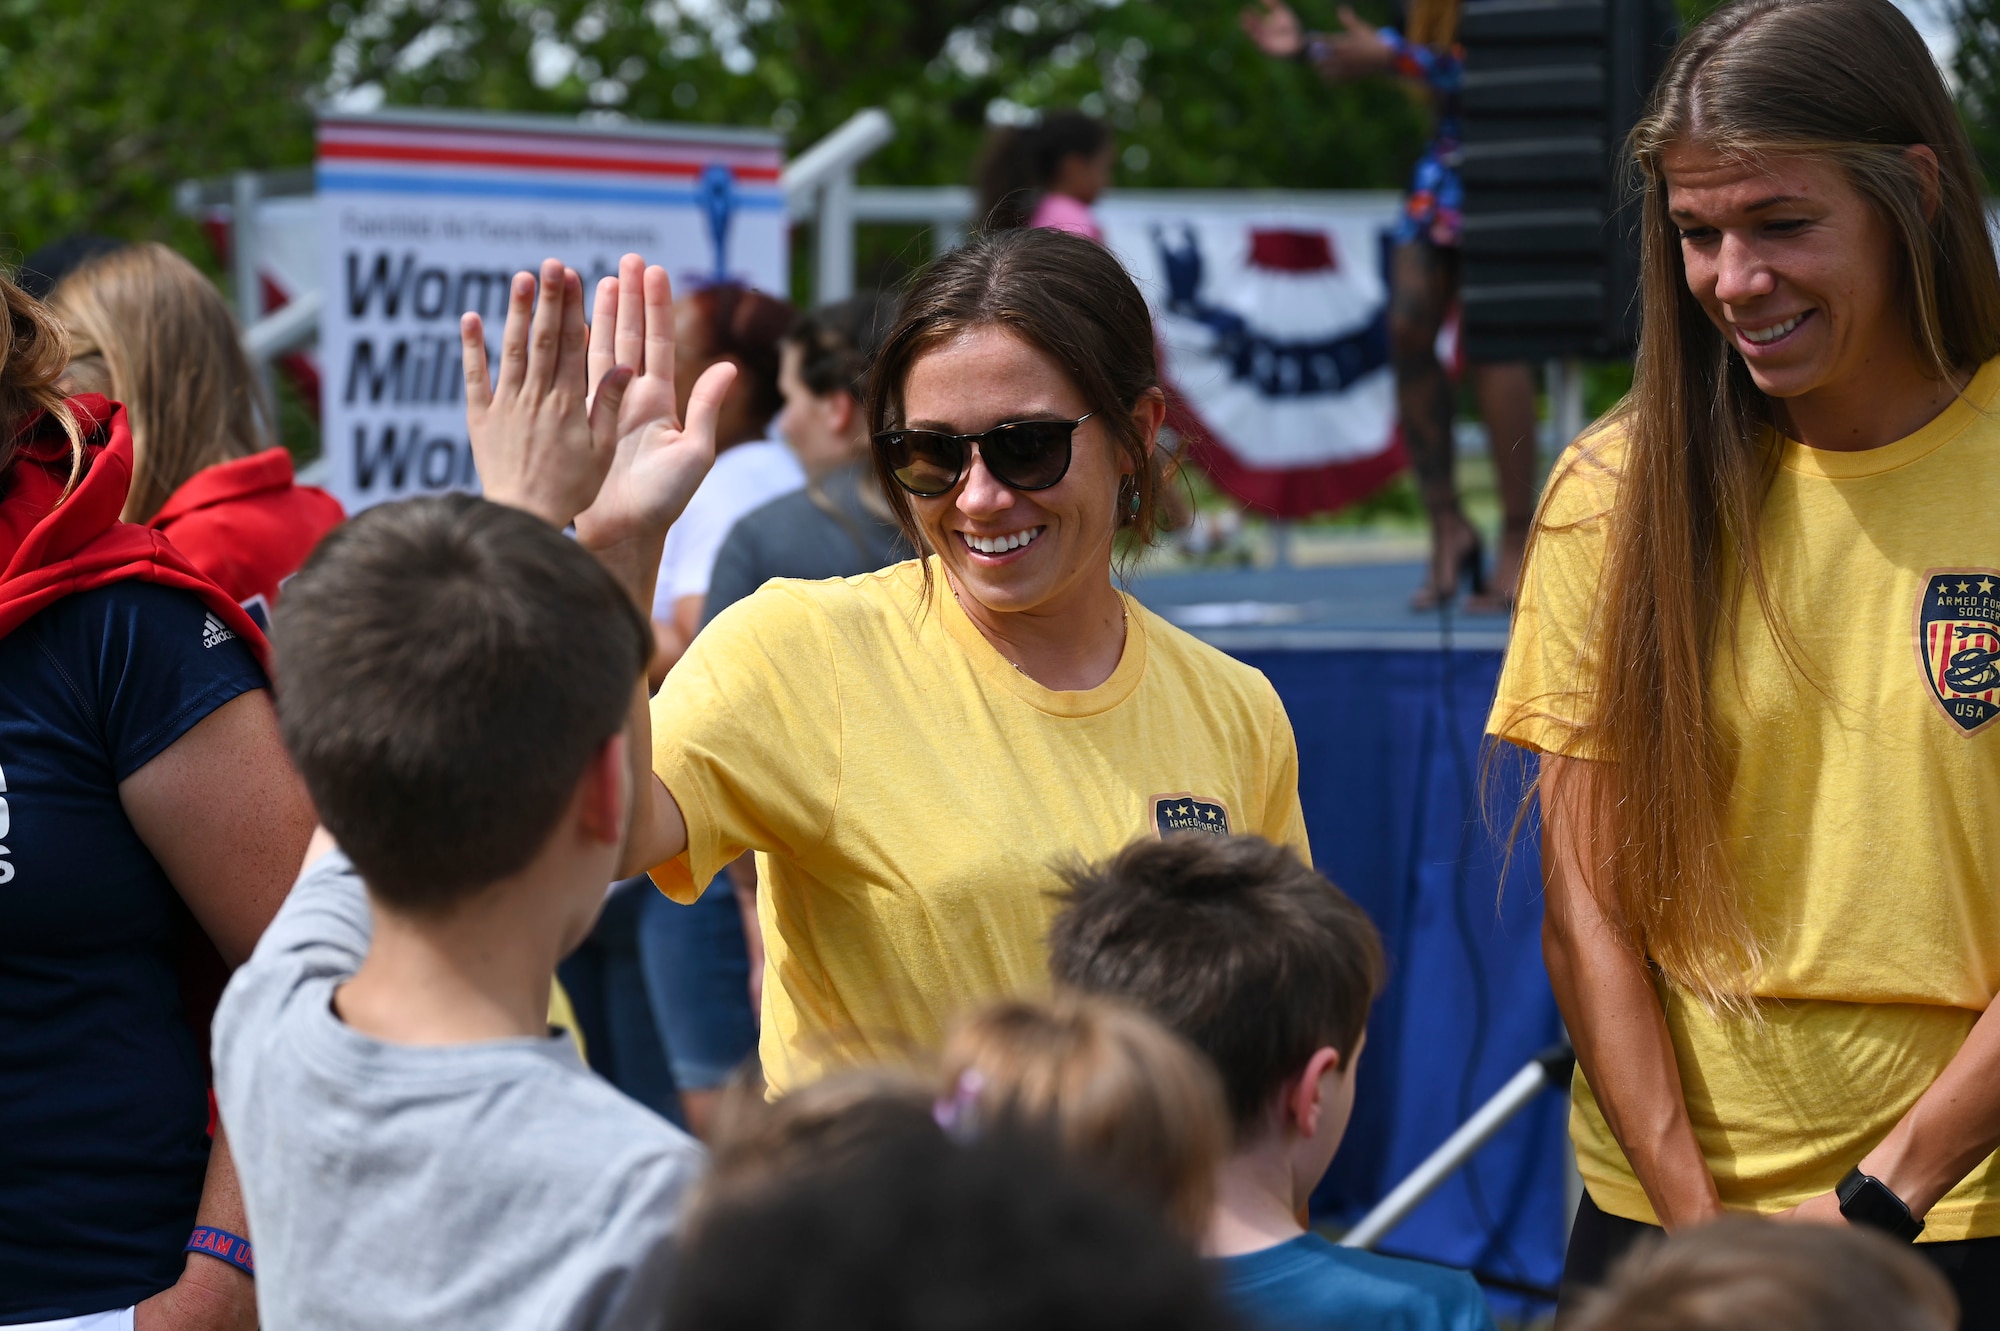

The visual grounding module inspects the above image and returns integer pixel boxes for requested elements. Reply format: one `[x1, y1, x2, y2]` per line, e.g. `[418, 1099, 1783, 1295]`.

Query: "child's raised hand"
[461, 258, 632, 529]
[571, 254, 734, 560]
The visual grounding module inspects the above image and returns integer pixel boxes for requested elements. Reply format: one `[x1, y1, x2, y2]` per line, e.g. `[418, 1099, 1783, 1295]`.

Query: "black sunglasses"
[873, 414, 1095, 498]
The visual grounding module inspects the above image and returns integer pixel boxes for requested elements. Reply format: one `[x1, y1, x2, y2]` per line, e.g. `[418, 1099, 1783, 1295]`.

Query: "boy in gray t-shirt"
[213, 487, 705, 1330]
[215, 849, 701, 1331]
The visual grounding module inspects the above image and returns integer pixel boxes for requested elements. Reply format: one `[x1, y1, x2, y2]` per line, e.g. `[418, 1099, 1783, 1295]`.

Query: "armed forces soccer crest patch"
[1917, 569, 2000, 736]
[1153, 793, 1231, 838]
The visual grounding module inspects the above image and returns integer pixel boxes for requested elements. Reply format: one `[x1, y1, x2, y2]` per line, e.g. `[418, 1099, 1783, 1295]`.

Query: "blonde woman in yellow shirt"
[461, 233, 1308, 1101]
[1486, 0, 2000, 1319]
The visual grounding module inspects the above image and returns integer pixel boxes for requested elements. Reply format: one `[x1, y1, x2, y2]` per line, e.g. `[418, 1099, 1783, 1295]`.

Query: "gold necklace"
[948, 580, 1128, 678]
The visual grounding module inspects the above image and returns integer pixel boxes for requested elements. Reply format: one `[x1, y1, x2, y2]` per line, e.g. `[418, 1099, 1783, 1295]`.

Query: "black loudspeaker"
[1458, 0, 1678, 362]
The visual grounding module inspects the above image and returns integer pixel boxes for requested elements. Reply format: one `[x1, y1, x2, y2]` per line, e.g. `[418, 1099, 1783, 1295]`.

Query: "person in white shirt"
[649, 282, 798, 677]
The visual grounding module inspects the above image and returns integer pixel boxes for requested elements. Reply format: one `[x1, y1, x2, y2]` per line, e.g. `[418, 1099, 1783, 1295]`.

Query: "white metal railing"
[782, 108, 896, 304]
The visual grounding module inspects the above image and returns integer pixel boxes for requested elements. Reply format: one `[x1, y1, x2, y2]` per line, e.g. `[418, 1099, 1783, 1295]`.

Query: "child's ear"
[577, 730, 630, 846]
[1285, 1046, 1345, 1137]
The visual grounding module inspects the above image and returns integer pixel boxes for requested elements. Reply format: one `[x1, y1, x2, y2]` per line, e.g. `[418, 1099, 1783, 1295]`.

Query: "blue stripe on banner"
[315, 169, 788, 210]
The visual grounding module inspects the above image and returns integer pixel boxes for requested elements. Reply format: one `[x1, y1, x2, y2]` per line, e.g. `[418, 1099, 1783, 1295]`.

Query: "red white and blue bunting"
[1099, 193, 1420, 519]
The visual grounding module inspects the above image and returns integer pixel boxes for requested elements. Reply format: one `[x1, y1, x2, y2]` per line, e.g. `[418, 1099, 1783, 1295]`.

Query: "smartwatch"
[1835, 1167, 1924, 1242]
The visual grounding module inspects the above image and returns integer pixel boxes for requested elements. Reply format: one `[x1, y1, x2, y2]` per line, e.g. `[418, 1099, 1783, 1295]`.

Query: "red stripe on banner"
[1165, 381, 1406, 518]
[1248, 229, 1337, 273]
[316, 141, 782, 181]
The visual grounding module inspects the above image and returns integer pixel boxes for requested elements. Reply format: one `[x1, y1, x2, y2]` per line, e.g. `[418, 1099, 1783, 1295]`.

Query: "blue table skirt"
[1239, 647, 1567, 1301]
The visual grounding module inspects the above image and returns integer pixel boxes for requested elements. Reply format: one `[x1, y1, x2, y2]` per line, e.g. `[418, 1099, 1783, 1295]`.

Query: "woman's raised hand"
[1325, 6, 1395, 78]
[1240, 0, 1305, 58]
[461, 258, 633, 529]
[572, 254, 737, 559]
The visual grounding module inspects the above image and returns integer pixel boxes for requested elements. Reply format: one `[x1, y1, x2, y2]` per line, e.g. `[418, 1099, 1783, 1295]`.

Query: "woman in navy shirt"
[0, 272, 315, 1328]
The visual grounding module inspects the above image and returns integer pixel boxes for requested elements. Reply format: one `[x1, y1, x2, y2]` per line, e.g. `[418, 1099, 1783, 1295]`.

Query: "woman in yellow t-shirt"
[461, 238, 1307, 1098]
[1486, 0, 2000, 1316]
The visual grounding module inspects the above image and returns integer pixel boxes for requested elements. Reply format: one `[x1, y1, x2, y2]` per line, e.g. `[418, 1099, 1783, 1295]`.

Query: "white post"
[1552, 357, 1586, 452]
[781, 107, 894, 305]
[936, 206, 967, 255]
[232, 171, 276, 421]
[817, 168, 856, 305]
[231, 171, 262, 332]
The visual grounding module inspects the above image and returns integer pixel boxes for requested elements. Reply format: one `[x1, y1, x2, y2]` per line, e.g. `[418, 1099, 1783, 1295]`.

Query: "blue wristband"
[186, 1226, 255, 1277]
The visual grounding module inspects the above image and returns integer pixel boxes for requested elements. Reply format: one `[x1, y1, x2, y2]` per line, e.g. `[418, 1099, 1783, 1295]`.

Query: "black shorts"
[1557, 1191, 2000, 1330]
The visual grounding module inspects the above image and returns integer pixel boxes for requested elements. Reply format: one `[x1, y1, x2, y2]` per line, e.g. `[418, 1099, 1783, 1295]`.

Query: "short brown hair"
[939, 995, 1228, 1240]
[685, 282, 797, 430]
[51, 243, 270, 523]
[865, 228, 1168, 563]
[271, 495, 650, 912]
[1567, 1217, 1956, 1331]
[1047, 835, 1385, 1137]
[701, 1066, 938, 1212]
[668, 1131, 1232, 1331]
[787, 292, 898, 402]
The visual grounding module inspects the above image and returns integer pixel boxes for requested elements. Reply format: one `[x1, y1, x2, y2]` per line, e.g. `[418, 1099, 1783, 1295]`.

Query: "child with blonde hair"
[937, 993, 1229, 1241]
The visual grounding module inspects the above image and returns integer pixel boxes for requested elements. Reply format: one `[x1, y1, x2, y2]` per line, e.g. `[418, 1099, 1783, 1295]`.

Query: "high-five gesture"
[461, 253, 736, 605]
[461, 258, 632, 529]
[574, 255, 738, 561]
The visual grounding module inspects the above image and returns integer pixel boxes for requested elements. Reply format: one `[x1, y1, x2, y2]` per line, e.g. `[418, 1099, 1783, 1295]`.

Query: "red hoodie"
[146, 446, 343, 618]
[0, 395, 268, 667]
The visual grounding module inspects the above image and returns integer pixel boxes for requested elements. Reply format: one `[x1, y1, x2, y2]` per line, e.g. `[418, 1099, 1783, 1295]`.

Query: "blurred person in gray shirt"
[703, 293, 909, 625]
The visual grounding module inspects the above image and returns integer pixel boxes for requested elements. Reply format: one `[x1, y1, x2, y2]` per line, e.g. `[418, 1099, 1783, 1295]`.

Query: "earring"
[1116, 479, 1139, 525]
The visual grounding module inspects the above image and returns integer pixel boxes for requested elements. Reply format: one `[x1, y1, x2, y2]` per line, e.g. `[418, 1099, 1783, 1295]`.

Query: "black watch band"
[1836, 1167, 1924, 1242]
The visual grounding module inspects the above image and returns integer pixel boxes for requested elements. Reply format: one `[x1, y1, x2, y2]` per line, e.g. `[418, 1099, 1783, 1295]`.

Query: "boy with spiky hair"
[1048, 834, 1496, 1331]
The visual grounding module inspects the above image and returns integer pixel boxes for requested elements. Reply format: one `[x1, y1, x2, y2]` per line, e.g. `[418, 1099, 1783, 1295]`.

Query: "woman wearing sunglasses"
[462, 233, 1310, 1096]
[669, 227, 1312, 1093]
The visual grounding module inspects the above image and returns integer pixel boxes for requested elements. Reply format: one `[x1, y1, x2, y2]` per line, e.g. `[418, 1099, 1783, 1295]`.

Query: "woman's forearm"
[1858, 993, 2000, 1218]
[136, 1127, 256, 1331]
[1545, 909, 1722, 1228]
[1541, 755, 1722, 1231]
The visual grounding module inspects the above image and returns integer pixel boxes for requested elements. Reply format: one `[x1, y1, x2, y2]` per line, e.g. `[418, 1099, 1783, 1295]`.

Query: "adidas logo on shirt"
[202, 613, 236, 650]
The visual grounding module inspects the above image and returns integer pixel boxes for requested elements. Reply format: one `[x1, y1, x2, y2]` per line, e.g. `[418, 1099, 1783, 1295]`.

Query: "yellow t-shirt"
[1489, 358, 2000, 1240]
[650, 557, 1310, 1094]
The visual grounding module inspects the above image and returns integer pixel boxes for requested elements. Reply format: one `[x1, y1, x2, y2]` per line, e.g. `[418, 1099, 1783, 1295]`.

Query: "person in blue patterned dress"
[1245, 0, 1539, 612]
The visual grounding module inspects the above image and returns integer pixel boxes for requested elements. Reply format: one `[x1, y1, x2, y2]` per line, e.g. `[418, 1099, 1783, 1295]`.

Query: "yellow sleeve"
[548, 977, 585, 1063]
[1259, 683, 1313, 866]
[1486, 433, 1623, 758]
[648, 583, 842, 903]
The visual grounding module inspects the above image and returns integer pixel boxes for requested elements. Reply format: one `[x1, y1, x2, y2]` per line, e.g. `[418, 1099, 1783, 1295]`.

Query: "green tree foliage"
[1954, 0, 2000, 186]
[329, 1, 1426, 195]
[0, 0, 338, 256]
[0, 1, 1430, 280]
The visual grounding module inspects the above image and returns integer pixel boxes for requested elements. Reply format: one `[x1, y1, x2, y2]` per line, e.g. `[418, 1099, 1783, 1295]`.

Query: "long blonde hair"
[939, 994, 1228, 1242]
[1535, 0, 2000, 1008]
[51, 243, 269, 523]
[0, 272, 82, 489]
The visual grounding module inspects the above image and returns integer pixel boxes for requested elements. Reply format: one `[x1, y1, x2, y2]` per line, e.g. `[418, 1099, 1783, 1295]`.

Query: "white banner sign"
[318, 110, 786, 511]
